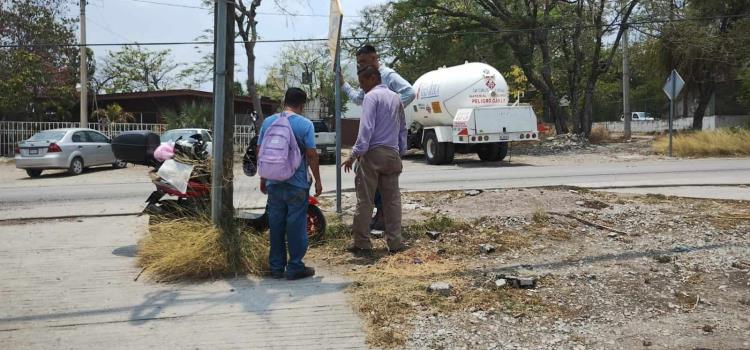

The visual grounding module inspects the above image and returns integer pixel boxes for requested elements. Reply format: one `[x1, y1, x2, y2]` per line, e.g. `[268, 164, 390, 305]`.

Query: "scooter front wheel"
[307, 205, 326, 241]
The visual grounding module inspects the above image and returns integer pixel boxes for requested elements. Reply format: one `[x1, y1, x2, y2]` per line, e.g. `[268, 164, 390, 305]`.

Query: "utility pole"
[211, 0, 236, 235]
[79, 0, 88, 127]
[622, 14, 631, 140]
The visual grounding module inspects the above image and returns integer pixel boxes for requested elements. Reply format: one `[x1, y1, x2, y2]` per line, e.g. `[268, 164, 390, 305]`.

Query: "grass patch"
[139, 217, 269, 281]
[588, 125, 611, 144]
[652, 129, 750, 156]
[403, 213, 473, 239]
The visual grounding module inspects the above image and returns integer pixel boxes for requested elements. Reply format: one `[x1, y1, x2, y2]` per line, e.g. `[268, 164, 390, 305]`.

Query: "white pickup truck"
[312, 119, 336, 164]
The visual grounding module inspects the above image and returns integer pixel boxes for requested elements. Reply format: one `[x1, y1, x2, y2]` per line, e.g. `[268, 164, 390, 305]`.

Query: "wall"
[594, 118, 694, 133]
[702, 115, 750, 130]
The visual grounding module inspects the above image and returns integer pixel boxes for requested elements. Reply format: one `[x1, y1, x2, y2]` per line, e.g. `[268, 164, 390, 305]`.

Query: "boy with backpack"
[257, 87, 322, 280]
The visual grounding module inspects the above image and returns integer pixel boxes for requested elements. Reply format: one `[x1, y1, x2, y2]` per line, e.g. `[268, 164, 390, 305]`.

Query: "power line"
[87, 17, 132, 42]
[123, 0, 358, 17]
[3, 14, 749, 49]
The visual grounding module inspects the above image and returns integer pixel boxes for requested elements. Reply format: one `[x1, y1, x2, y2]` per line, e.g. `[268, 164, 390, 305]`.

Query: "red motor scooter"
[144, 177, 326, 240]
[113, 131, 326, 240]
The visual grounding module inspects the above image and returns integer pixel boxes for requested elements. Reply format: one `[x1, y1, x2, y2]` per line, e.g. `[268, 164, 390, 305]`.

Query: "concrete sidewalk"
[0, 216, 367, 349]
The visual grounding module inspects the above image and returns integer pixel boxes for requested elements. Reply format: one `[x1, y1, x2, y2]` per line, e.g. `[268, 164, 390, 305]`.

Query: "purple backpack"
[258, 113, 302, 181]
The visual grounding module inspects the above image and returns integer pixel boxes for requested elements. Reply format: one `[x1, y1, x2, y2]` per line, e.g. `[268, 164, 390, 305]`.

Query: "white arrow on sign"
[663, 69, 685, 101]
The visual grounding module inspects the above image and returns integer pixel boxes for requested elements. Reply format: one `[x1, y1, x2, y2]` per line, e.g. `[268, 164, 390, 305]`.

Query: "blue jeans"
[267, 183, 309, 275]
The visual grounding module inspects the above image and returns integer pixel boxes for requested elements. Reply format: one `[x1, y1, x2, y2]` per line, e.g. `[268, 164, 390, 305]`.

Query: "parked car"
[15, 128, 127, 178]
[160, 128, 213, 155]
[620, 112, 655, 121]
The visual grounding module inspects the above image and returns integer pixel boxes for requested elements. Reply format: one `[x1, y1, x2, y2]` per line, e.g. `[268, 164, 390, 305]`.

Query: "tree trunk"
[582, 80, 597, 135]
[692, 83, 714, 130]
[512, 43, 568, 134]
[244, 42, 265, 131]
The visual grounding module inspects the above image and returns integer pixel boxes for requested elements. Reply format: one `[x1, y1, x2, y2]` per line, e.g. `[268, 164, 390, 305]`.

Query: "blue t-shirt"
[257, 112, 316, 189]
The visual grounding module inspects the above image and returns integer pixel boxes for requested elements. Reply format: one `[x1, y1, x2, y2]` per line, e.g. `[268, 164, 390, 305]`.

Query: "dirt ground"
[310, 187, 750, 350]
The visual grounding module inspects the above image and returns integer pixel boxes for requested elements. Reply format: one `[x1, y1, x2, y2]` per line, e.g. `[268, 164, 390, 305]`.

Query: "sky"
[76, 0, 383, 91]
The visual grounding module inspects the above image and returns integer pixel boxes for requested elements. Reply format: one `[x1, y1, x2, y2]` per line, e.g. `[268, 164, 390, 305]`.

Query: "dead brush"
[348, 247, 559, 348]
[588, 125, 611, 144]
[308, 212, 556, 347]
[348, 247, 465, 347]
[532, 205, 550, 224]
[138, 217, 269, 281]
[652, 129, 750, 156]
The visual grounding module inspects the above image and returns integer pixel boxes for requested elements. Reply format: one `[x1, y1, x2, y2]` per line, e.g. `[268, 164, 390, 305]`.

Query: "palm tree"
[92, 103, 135, 124]
[162, 101, 213, 129]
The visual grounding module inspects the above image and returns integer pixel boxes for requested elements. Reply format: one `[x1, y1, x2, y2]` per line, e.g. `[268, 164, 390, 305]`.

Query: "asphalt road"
[1, 157, 749, 220]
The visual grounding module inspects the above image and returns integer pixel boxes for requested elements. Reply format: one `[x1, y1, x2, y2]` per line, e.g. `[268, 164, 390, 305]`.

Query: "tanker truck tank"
[405, 62, 510, 127]
[403, 62, 539, 165]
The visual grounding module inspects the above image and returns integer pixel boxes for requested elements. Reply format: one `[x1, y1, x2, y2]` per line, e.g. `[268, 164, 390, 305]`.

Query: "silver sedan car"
[15, 128, 127, 178]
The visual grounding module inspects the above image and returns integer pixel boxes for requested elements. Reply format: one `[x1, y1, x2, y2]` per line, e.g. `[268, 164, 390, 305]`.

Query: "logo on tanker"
[485, 80, 496, 90]
[418, 82, 440, 99]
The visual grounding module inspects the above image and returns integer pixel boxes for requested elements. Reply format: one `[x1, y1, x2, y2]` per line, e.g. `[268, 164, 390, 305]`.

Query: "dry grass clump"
[403, 214, 473, 238]
[652, 129, 750, 156]
[138, 218, 268, 281]
[532, 206, 550, 224]
[588, 125, 611, 144]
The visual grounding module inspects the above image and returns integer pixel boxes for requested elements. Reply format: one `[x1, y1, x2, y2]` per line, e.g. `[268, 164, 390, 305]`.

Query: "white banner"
[328, 0, 343, 64]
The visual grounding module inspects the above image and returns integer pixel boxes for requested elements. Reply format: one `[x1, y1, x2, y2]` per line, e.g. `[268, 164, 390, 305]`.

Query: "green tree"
[659, 0, 750, 129]
[264, 42, 346, 119]
[97, 45, 183, 93]
[348, 2, 515, 84]
[365, 0, 638, 135]
[176, 29, 215, 90]
[233, 0, 266, 125]
[233, 81, 247, 96]
[162, 102, 213, 130]
[0, 0, 81, 121]
[92, 103, 135, 123]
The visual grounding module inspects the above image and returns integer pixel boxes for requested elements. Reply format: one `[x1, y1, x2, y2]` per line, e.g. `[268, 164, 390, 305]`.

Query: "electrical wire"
[2, 14, 749, 49]
[123, 0, 357, 18]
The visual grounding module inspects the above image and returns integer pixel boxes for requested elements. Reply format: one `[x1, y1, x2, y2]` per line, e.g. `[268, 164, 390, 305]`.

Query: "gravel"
[400, 189, 750, 349]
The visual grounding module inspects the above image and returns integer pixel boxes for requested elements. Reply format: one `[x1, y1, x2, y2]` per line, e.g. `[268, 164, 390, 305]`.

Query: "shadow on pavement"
[112, 245, 138, 258]
[453, 160, 533, 168]
[18, 166, 126, 180]
[0, 273, 349, 327]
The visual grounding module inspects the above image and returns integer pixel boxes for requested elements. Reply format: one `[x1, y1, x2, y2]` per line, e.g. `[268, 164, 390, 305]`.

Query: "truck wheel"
[478, 143, 502, 162]
[423, 131, 452, 165]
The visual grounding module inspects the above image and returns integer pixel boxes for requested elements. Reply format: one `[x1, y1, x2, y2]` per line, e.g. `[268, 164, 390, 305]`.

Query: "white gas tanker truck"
[405, 62, 539, 164]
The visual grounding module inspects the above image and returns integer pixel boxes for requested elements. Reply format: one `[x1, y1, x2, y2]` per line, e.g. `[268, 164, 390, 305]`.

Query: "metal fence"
[0, 121, 256, 157]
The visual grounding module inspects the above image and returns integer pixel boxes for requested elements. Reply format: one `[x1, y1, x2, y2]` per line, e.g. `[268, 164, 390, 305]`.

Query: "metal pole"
[334, 15, 343, 214]
[79, 0, 88, 127]
[211, 0, 228, 225]
[622, 17, 631, 140]
[669, 71, 674, 157]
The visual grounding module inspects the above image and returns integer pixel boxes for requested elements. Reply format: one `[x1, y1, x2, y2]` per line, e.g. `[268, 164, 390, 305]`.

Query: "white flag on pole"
[328, 0, 343, 64]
